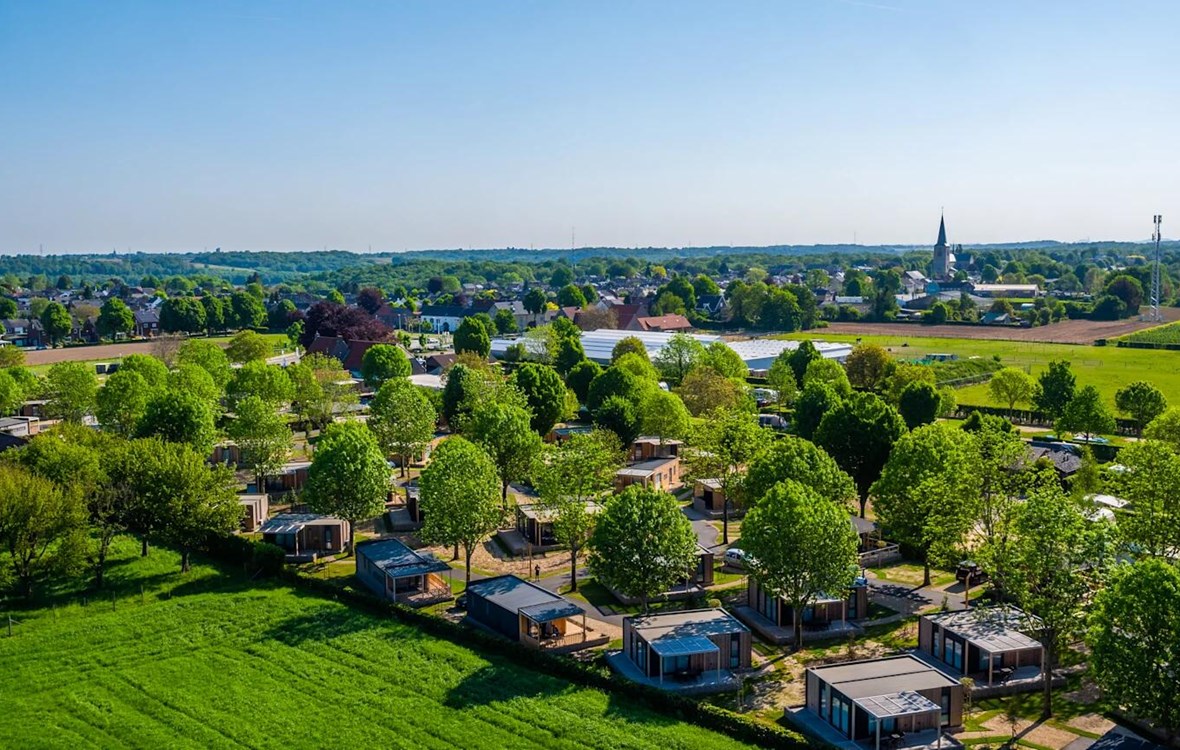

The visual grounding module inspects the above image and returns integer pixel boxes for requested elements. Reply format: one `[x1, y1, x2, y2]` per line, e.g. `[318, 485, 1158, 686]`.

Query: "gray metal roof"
[357, 538, 449, 578]
[466, 575, 585, 621]
[258, 513, 342, 534]
[925, 607, 1042, 654]
[650, 634, 720, 658]
[854, 691, 941, 720]
[628, 608, 748, 641]
[809, 655, 958, 699]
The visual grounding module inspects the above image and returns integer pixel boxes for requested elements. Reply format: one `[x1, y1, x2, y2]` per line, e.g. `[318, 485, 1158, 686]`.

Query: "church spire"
[936, 214, 947, 247]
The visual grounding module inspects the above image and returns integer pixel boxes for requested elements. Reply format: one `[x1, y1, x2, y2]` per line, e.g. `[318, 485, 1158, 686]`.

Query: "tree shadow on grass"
[443, 661, 580, 710]
[258, 587, 432, 648]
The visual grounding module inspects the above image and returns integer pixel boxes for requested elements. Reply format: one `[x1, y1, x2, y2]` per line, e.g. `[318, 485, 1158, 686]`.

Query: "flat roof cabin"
[615, 456, 681, 493]
[622, 608, 751, 688]
[259, 513, 348, 560]
[918, 607, 1044, 686]
[465, 574, 605, 652]
[237, 494, 269, 533]
[355, 538, 452, 607]
[804, 654, 963, 749]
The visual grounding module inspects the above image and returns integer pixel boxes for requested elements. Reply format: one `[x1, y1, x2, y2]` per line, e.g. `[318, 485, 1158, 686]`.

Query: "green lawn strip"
[0, 539, 758, 750]
[782, 330, 1180, 410]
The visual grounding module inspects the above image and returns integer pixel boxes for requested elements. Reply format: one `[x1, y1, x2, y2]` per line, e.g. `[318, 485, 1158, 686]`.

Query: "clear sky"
[2, 1, 1178, 253]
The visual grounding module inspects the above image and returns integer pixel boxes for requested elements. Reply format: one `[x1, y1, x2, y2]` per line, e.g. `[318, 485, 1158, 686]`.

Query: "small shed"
[238, 494, 269, 533]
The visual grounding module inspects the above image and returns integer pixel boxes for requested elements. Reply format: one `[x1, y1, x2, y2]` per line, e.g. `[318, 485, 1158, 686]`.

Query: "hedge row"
[200, 537, 813, 749]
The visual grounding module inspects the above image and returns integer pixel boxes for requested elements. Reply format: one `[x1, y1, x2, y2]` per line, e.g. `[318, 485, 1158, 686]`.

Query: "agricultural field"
[21, 332, 291, 373]
[785, 331, 1180, 410]
[1116, 320, 1180, 346]
[0, 541, 755, 750]
[818, 310, 1180, 345]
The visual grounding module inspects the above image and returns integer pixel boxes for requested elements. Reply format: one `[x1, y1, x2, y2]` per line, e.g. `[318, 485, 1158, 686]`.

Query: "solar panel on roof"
[854, 691, 941, 719]
[649, 635, 720, 658]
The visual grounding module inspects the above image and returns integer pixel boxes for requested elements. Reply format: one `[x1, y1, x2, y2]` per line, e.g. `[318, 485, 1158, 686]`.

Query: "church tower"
[932, 214, 953, 279]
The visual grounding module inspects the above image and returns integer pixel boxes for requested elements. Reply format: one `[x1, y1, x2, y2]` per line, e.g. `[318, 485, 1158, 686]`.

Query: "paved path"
[681, 504, 722, 551]
[863, 570, 966, 615]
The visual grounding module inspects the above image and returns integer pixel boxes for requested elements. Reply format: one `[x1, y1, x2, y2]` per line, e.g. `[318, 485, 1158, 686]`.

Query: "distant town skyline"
[2, 1, 1178, 253]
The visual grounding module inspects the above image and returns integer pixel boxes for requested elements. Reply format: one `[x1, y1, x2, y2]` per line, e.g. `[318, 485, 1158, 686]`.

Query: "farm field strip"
[0, 569, 756, 750]
[782, 331, 1180, 408]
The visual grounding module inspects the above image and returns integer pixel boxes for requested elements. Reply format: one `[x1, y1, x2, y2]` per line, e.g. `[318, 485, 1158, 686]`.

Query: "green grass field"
[785, 331, 1180, 409]
[1117, 320, 1180, 345]
[0, 540, 754, 750]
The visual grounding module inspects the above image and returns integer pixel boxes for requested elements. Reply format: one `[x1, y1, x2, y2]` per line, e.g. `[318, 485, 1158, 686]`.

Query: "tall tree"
[638, 389, 691, 445]
[44, 361, 98, 423]
[744, 434, 858, 508]
[786, 341, 821, 387]
[792, 381, 842, 440]
[512, 362, 566, 435]
[39, 301, 73, 345]
[1057, 384, 1114, 441]
[803, 358, 852, 397]
[304, 421, 390, 552]
[225, 329, 271, 363]
[150, 444, 239, 572]
[96, 297, 134, 339]
[1087, 559, 1180, 743]
[766, 353, 798, 407]
[229, 290, 267, 329]
[118, 353, 169, 392]
[689, 409, 766, 544]
[227, 395, 293, 491]
[653, 333, 705, 386]
[168, 363, 222, 404]
[988, 367, 1035, 411]
[368, 378, 437, 478]
[454, 317, 491, 357]
[95, 369, 151, 435]
[700, 341, 747, 381]
[228, 360, 294, 408]
[610, 336, 648, 363]
[360, 343, 411, 388]
[135, 390, 218, 456]
[588, 486, 698, 612]
[1114, 380, 1167, 436]
[871, 423, 981, 586]
[1003, 481, 1108, 718]
[467, 401, 542, 508]
[898, 381, 941, 429]
[566, 359, 602, 405]
[177, 339, 232, 389]
[742, 480, 860, 649]
[592, 395, 641, 446]
[0, 465, 86, 596]
[677, 366, 747, 417]
[418, 436, 502, 589]
[1033, 360, 1076, 419]
[534, 429, 623, 591]
[843, 343, 894, 392]
[1116, 440, 1180, 560]
[286, 353, 355, 429]
[814, 392, 907, 517]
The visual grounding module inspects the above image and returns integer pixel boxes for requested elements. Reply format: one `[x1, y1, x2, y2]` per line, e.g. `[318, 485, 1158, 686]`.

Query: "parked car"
[956, 561, 988, 586]
[723, 548, 751, 569]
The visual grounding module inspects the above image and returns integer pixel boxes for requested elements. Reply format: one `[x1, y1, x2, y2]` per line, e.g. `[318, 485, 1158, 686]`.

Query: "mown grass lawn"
[0, 540, 755, 750]
[784, 331, 1180, 409]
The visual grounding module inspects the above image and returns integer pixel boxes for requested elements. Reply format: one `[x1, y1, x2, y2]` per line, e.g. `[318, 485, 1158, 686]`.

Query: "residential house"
[619, 608, 751, 690]
[615, 456, 681, 493]
[305, 335, 398, 378]
[238, 494, 269, 533]
[466, 574, 606, 652]
[0, 416, 40, 438]
[628, 314, 692, 333]
[375, 303, 419, 330]
[544, 424, 594, 444]
[259, 513, 348, 560]
[133, 309, 159, 337]
[917, 607, 1044, 687]
[802, 654, 962, 750]
[630, 436, 683, 462]
[419, 304, 466, 333]
[696, 295, 725, 316]
[1027, 441, 1083, 479]
[355, 538, 452, 607]
[0, 318, 43, 347]
[606, 303, 645, 330]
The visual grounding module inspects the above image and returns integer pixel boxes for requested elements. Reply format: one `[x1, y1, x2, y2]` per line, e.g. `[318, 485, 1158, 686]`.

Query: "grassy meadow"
[784, 331, 1180, 410]
[0, 539, 755, 750]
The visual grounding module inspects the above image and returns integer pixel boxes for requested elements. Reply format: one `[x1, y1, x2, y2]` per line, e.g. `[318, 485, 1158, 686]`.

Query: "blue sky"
[2, 1, 1178, 253]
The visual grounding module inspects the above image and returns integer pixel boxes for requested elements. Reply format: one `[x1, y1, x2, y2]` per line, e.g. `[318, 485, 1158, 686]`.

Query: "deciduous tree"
[843, 344, 894, 392]
[225, 329, 271, 363]
[744, 434, 857, 508]
[1114, 380, 1167, 436]
[454, 317, 491, 357]
[512, 362, 566, 435]
[0, 465, 86, 596]
[742, 480, 860, 649]
[1087, 559, 1180, 742]
[1033, 360, 1076, 419]
[588, 486, 698, 612]
[227, 395, 293, 491]
[677, 366, 747, 417]
[653, 333, 705, 386]
[419, 436, 502, 589]
[814, 392, 906, 517]
[368, 378, 437, 478]
[360, 343, 411, 387]
[177, 339, 232, 389]
[96, 297, 134, 339]
[689, 409, 765, 544]
[304, 421, 390, 551]
[467, 401, 542, 508]
[989, 367, 1034, 411]
[638, 389, 691, 445]
[44, 361, 98, 423]
[135, 390, 218, 455]
[96, 369, 151, 435]
[1057, 384, 1114, 442]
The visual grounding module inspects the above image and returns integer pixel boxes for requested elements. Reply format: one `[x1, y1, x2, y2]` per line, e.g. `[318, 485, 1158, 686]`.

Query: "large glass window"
[730, 634, 741, 668]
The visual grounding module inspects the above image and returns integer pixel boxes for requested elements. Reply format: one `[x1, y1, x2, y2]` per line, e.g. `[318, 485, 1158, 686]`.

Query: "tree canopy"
[814, 392, 906, 516]
[304, 421, 390, 550]
[418, 436, 502, 588]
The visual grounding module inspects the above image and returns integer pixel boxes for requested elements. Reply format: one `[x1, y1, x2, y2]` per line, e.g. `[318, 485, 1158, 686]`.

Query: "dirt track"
[822, 308, 1180, 344]
[22, 340, 217, 366]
